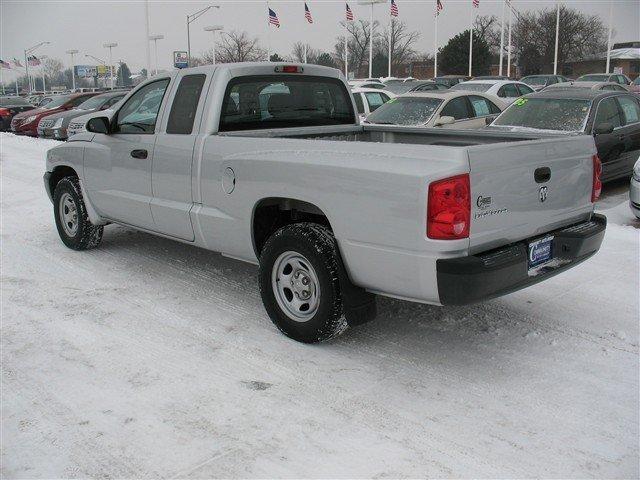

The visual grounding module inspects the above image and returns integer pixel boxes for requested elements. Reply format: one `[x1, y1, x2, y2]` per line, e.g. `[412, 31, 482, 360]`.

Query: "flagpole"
[345, 20, 349, 79]
[267, 1, 271, 61]
[388, 15, 392, 78]
[605, 0, 613, 73]
[434, 2, 438, 78]
[468, 2, 474, 77]
[498, 0, 505, 76]
[369, 3, 374, 78]
[507, 1, 512, 77]
[553, 1, 560, 74]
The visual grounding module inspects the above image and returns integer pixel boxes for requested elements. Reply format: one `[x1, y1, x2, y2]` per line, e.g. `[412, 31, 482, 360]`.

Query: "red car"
[11, 93, 98, 136]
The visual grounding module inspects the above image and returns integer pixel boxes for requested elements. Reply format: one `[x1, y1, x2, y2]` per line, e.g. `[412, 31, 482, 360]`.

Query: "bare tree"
[333, 19, 380, 76]
[202, 30, 266, 64]
[291, 42, 321, 64]
[378, 19, 420, 76]
[513, 5, 607, 74]
[474, 14, 501, 55]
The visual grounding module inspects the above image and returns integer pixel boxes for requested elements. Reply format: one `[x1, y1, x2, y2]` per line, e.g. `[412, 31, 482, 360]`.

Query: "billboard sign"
[75, 65, 97, 78]
[174, 51, 188, 69]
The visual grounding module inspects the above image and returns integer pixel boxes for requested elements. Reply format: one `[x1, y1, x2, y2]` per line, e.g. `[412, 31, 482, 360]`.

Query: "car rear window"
[366, 97, 443, 125]
[167, 74, 206, 134]
[494, 98, 591, 132]
[451, 83, 491, 92]
[219, 75, 354, 132]
[579, 74, 609, 82]
[521, 76, 547, 86]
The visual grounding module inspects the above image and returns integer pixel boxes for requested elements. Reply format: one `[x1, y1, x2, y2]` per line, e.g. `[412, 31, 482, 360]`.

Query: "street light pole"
[358, 0, 385, 79]
[186, 5, 220, 67]
[66, 49, 78, 92]
[149, 35, 164, 75]
[204, 25, 224, 65]
[39, 55, 48, 93]
[103, 42, 118, 89]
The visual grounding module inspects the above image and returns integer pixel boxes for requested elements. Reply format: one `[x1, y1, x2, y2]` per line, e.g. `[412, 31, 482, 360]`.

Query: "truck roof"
[161, 62, 344, 80]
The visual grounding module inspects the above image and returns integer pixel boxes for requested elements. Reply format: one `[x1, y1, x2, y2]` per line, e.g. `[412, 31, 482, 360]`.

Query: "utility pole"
[149, 35, 164, 75]
[103, 43, 117, 89]
[66, 50, 78, 92]
[186, 5, 220, 67]
[204, 26, 224, 65]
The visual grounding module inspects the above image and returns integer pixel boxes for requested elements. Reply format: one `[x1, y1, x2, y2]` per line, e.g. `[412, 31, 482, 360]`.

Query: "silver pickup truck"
[44, 63, 606, 343]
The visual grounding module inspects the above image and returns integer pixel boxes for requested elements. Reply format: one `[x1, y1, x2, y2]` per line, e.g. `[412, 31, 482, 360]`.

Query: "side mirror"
[433, 115, 455, 127]
[594, 122, 614, 135]
[86, 116, 110, 134]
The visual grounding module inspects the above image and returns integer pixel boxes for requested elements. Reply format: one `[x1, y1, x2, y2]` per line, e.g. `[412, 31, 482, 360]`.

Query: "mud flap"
[335, 248, 377, 327]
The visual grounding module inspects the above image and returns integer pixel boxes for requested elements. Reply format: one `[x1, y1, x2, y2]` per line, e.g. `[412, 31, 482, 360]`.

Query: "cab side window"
[594, 97, 623, 129]
[441, 97, 470, 120]
[115, 79, 170, 134]
[616, 96, 640, 125]
[167, 74, 206, 134]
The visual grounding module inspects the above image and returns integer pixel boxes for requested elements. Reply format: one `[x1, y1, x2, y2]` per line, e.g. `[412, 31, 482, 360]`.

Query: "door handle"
[534, 167, 551, 184]
[130, 149, 148, 159]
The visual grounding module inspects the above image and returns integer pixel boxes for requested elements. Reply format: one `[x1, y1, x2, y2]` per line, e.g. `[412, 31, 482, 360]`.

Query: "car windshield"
[43, 96, 72, 109]
[578, 74, 609, 82]
[451, 83, 492, 92]
[521, 76, 548, 86]
[633, 77, 640, 85]
[493, 97, 591, 132]
[366, 97, 443, 125]
[76, 95, 108, 110]
[0, 97, 31, 106]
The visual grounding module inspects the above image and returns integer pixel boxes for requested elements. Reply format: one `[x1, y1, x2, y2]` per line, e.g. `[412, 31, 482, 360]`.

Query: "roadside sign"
[613, 66, 623, 74]
[75, 65, 97, 78]
[174, 51, 188, 69]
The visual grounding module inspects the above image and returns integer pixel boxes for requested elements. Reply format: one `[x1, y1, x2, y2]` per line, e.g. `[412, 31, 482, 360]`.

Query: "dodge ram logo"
[539, 186, 548, 203]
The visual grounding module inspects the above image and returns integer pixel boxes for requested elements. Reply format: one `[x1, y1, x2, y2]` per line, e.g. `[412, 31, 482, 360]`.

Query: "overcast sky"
[1, 0, 639, 74]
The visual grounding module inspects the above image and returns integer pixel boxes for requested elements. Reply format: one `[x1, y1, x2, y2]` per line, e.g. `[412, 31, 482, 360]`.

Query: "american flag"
[436, 0, 443, 15]
[0, 59, 11, 69]
[304, 3, 313, 23]
[390, 0, 398, 17]
[12, 58, 23, 67]
[268, 7, 280, 27]
[27, 55, 40, 66]
[345, 3, 354, 21]
[472, 0, 479, 7]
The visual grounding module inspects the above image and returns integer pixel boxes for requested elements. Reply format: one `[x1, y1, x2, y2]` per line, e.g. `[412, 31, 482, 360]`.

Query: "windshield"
[451, 83, 492, 92]
[634, 77, 640, 86]
[521, 76, 548, 86]
[43, 96, 72, 109]
[578, 74, 609, 82]
[0, 97, 31, 106]
[366, 97, 443, 125]
[76, 95, 109, 110]
[493, 98, 591, 132]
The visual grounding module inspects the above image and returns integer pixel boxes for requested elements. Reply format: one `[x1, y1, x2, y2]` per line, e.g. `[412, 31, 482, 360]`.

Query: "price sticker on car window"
[514, 98, 528, 107]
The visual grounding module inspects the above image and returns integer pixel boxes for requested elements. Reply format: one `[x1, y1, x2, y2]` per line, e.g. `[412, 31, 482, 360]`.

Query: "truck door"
[84, 78, 171, 230]
[150, 73, 209, 241]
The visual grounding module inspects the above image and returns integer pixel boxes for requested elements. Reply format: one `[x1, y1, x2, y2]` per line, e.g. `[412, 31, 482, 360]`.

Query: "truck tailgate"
[468, 135, 596, 254]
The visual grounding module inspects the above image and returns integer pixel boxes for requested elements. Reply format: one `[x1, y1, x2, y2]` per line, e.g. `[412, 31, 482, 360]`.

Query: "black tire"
[259, 223, 347, 343]
[53, 176, 103, 250]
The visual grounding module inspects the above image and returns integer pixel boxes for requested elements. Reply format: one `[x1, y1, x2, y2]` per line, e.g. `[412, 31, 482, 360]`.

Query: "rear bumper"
[436, 214, 606, 305]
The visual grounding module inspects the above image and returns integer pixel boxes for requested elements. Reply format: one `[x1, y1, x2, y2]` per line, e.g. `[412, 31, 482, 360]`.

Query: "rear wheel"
[53, 176, 103, 250]
[259, 223, 347, 343]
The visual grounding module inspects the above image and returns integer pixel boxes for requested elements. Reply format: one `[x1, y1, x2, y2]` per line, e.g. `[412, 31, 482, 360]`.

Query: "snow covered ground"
[1, 133, 638, 478]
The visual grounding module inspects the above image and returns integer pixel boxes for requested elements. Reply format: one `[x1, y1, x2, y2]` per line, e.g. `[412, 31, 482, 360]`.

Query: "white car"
[630, 158, 640, 219]
[348, 80, 387, 90]
[351, 87, 395, 121]
[451, 80, 535, 104]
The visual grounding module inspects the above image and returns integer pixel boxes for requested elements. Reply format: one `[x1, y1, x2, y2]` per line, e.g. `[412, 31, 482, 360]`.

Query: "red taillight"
[592, 154, 602, 203]
[0, 108, 10, 117]
[275, 65, 303, 73]
[427, 174, 471, 240]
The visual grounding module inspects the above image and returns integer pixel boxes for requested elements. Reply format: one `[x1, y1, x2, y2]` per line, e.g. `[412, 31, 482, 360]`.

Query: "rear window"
[521, 76, 547, 86]
[578, 74, 609, 82]
[366, 97, 443, 126]
[219, 75, 354, 132]
[494, 98, 591, 132]
[451, 83, 491, 92]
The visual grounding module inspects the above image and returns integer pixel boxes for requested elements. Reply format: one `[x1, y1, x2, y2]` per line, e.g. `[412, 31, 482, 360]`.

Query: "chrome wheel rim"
[271, 251, 320, 322]
[59, 192, 79, 237]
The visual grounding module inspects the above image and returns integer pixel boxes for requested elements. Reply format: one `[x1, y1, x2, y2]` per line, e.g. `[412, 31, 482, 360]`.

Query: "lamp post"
[39, 55, 48, 93]
[103, 42, 118, 89]
[187, 5, 220, 67]
[203, 25, 224, 64]
[149, 34, 164, 75]
[66, 49, 79, 92]
[358, 0, 385, 79]
[85, 54, 107, 88]
[24, 41, 50, 93]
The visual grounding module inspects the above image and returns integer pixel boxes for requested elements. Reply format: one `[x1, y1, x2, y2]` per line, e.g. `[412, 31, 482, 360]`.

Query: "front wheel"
[259, 223, 347, 343]
[53, 176, 103, 250]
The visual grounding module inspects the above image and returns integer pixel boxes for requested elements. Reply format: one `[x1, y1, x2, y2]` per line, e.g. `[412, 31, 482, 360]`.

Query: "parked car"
[365, 90, 504, 128]
[519, 74, 571, 91]
[0, 96, 36, 131]
[44, 63, 606, 343]
[472, 75, 512, 80]
[431, 75, 471, 88]
[408, 81, 449, 93]
[629, 76, 640, 94]
[543, 81, 629, 92]
[487, 90, 640, 182]
[349, 81, 387, 90]
[11, 93, 99, 136]
[351, 87, 394, 121]
[38, 91, 126, 140]
[576, 73, 632, 86]
[450, 80, 535, 104]
[630, 158, 640, 219]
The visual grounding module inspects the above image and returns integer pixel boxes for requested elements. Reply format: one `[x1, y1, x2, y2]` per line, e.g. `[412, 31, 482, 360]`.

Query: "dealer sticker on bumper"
[528, 235, 554, 270]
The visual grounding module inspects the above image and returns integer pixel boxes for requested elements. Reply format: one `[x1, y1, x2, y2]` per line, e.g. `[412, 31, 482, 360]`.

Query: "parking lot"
[1, 133, 638, 478]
